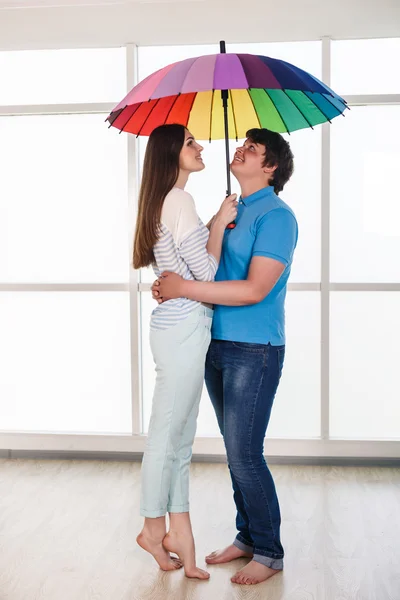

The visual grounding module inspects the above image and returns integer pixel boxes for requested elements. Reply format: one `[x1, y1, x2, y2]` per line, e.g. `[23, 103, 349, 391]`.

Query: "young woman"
[133, 124, 237, 579]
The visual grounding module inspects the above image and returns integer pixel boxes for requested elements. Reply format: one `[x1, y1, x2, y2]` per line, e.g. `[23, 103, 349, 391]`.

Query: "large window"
[138, 39, 400, 444]
[0, 48, 132, 435]
[330, 105, 400, 283]
[138, 41, 323, 439]
[0, 48, 126, 105]
[0, 114, 129, 283]
[1, 38, 399, 453]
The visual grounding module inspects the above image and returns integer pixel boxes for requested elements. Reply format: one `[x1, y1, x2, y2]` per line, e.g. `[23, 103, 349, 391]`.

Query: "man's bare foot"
[231, 560, 281, 585]
[163, 531, 210, 580]
[136, 531, 182, 571]
[205, 544, 253, 564]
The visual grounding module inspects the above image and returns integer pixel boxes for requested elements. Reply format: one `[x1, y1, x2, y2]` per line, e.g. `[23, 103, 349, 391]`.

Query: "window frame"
[1, 39, 400, 459]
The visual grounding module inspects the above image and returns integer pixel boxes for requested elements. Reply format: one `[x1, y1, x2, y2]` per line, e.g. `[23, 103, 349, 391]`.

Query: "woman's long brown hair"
[133, 124, 186, 269]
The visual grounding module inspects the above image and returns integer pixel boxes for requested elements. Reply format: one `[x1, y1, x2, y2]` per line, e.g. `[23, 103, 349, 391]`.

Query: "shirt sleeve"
[161, 189, 219, 282]
[252, 208, 298, 266]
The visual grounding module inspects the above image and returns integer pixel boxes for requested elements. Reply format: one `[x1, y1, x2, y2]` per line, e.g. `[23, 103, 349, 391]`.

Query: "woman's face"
[179, 130, 205, 173]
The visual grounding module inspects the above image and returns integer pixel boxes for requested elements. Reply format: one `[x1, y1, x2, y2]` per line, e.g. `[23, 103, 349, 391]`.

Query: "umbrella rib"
[264, 89, 290, 134]
[119, 105, 139, 133]
[136, 98, 162, 137]
[209, 90, 215, 142]
[323, 93, 350, 115]
[282, 90, 315, 130]
[229, 89, 239, 142]
[185, 92, 197, 128]
[307, 92, 333, 123]
[163, 94, 181, 124]
[106, 108, 122, 127]
[247, 89, 262, 129]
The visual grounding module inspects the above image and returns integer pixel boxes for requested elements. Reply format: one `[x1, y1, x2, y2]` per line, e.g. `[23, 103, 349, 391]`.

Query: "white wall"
[0, 0, 399, 50]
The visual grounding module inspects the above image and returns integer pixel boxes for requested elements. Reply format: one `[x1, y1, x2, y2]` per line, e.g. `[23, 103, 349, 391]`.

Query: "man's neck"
[239, 178, 271, 199]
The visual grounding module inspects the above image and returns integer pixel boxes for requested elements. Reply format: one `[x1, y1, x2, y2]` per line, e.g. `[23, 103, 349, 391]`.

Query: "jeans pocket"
[204, 315, 213, 330]
[277, 346, 286, 374]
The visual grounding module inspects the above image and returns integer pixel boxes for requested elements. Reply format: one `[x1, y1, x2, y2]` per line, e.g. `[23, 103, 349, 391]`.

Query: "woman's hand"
[213, 194, 238, 228]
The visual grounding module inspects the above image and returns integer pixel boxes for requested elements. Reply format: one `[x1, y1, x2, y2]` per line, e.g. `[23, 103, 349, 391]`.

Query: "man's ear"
[263, 163, 278, 176]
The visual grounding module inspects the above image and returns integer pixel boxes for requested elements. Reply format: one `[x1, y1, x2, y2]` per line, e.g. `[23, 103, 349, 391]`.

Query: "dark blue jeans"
[205, 339, 285, 570]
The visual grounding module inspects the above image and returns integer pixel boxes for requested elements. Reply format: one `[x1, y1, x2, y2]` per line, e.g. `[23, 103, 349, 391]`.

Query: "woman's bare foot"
[163, 530, 209, 580]
[205, 544, 253, 564]
[231, 560, 281, 585]
[137, 531, 182, 571]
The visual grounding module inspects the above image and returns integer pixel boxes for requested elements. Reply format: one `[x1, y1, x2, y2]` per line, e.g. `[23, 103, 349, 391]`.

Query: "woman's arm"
[172, 191, 237, 282]
[205, 194, 237, 264]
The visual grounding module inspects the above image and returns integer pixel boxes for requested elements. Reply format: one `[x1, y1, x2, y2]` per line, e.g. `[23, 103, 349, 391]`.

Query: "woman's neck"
[175, 170, 189, 190]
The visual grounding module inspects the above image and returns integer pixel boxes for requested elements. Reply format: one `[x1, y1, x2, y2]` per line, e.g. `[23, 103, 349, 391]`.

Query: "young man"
[152, 128, 297, 585]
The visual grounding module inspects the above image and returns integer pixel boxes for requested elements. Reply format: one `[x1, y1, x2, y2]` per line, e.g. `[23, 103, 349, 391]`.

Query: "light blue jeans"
[140, 305, 213, 518]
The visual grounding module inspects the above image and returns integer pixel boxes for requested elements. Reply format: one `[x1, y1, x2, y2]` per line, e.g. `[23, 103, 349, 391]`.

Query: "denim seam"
[234, 347, 265, 545]
[247, 344, 280, 551]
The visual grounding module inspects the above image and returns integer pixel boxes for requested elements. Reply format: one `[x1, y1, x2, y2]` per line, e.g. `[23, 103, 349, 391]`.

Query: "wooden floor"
[0, 459, 399, 600]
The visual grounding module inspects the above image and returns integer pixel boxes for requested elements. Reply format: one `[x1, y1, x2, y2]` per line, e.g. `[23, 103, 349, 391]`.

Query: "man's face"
[230, 138, 267, 179]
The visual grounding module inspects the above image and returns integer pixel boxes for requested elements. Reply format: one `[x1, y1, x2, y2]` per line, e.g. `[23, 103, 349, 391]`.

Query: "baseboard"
[4, 449, 400, 467]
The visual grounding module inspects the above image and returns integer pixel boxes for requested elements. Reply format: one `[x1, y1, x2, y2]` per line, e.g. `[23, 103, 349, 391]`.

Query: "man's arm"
[156, 256, 285, 306]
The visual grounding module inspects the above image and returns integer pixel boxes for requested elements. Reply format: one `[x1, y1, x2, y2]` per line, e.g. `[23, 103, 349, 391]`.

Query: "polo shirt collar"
[240, 185, 275, 207]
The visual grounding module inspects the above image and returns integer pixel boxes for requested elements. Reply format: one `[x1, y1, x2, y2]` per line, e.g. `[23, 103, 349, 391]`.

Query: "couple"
[134, 123, 297, 586]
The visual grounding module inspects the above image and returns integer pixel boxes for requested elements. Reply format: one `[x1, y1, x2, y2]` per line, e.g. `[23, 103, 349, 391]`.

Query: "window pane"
[330, 292, 400, 440]
[141, 292, 320, 438]
[267, 292, 321, 438]
[140, 293, 220, 436]
[332, 39, 400, 95]
[137, 42, 321, 284]
[330, 106, 400, 282]
[139, 41, 321, 82]
[138, 44, 219, 81]
[0, 292, 132, 434]
[280, 128, 321, 282]
[0, 114, 129, 283]
[0, 48, 126, 105]
[138, 44, 216, 284]
[139, 127, 320, 284]
[138, 42, 321, 284]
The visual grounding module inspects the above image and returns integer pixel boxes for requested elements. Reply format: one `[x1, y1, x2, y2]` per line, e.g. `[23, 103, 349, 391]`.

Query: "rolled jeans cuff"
[253, 554, 283, 570]
[233, 536, 254, 554]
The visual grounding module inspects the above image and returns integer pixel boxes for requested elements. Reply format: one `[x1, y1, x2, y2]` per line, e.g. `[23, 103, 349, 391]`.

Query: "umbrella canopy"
[107, 51, 347, 140]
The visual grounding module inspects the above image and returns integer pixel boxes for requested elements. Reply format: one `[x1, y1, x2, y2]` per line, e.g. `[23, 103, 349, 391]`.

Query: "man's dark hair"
[246, 128, 294, 194]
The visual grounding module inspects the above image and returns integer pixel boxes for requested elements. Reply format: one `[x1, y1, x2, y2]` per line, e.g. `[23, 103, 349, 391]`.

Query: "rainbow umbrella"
[107, 41, 347, 197]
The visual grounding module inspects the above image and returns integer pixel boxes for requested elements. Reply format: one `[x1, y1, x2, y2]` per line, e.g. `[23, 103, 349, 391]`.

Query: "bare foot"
[136, 531, 182, 571]
[205, 544, 253, 564]
[231, 560, 281, 585]
[163, 531, 210, 580]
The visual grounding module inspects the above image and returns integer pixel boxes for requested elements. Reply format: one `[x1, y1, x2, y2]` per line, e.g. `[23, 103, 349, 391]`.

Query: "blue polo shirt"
[211, 185, 298, 346]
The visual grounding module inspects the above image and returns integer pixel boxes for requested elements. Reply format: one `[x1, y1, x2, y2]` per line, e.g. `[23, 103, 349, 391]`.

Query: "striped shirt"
[151, 187, 218, 331]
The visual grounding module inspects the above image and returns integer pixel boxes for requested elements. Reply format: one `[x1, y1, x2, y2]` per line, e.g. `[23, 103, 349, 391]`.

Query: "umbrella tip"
[220, 40, 226, 54]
